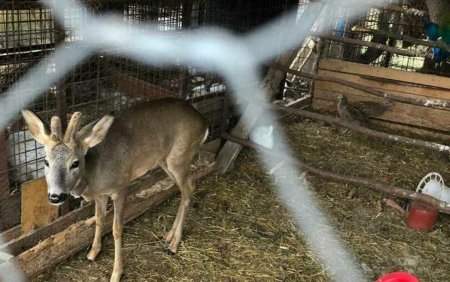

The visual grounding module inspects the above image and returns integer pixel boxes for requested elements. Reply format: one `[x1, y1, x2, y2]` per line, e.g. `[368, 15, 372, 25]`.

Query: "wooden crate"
[312, 59, 450, 140]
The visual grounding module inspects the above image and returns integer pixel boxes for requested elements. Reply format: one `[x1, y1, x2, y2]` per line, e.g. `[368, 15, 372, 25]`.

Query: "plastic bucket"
[406, 201, 439, 232]
[376, 272, 420, 282]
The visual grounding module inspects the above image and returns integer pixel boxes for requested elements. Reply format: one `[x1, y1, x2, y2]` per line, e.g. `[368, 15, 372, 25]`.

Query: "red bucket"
[406, 201, 439, 232]
[376, 272, 420, 282]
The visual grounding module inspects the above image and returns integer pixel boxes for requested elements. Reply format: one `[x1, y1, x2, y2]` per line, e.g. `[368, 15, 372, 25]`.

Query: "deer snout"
[48, 193, 68, 205]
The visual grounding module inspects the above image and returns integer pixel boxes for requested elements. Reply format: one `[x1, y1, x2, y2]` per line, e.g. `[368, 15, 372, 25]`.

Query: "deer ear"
[79, 115, 114, 149]
[21, 110, 50, 144]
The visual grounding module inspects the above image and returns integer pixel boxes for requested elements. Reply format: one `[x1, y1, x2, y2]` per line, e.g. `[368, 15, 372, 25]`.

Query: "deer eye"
[70, 160, 79, 169]
[44, 160, 49, 167]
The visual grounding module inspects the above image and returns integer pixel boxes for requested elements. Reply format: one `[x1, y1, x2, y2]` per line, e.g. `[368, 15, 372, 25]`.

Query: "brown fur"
[22, 98, 208, 282]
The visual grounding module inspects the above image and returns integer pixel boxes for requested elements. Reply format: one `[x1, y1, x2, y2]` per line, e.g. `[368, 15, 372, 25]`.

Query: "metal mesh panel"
[322, 1, 450, 76]
[0, 0, 302, 196]
[0, 2, 56, 192]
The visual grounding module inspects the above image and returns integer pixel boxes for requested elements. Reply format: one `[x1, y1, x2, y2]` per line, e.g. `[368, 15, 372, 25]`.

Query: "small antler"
[64, 112, 82, 143]
[50, 116, 62, 142]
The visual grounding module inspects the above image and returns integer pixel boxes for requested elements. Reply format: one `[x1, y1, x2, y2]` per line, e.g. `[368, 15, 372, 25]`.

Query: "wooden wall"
[312, 59, 450, 140]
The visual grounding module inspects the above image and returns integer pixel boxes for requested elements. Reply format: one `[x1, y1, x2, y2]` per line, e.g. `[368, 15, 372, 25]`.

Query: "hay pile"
[35, 117, 450, 281]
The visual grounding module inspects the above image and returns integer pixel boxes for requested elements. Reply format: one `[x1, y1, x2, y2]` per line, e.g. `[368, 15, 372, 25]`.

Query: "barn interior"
[0, 0, 449, 281]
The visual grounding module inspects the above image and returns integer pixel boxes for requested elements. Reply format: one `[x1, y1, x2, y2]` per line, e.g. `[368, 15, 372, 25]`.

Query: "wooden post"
[21, 178, 59, 234]
[0, 133, 9, 200]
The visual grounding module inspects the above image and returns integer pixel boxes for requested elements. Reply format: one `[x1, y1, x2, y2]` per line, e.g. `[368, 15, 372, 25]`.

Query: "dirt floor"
[34, 116, 450, 281]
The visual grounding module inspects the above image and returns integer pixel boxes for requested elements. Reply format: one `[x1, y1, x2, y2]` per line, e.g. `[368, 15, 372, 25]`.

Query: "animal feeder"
[415, 172, 450, 204]
[406, 172, 450, 232]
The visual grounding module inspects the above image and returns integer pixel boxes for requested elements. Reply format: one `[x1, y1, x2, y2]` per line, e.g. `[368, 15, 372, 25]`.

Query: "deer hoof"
[163, 247, 177, 256]
[168, 240, 181, 255]
[86, 247, 101, 261]
[110, 270, 123, 282]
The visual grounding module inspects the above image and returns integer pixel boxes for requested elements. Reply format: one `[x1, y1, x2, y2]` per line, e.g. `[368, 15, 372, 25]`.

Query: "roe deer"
[22, 98, 209, 282]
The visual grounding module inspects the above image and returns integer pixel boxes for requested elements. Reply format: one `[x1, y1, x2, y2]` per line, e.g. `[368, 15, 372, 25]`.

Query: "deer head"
[21, 110, 114, 205]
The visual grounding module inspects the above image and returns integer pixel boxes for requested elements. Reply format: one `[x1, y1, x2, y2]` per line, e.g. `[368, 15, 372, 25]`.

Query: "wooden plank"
[311, 98, 450, 142]
[314, 89, 450, 131]
[1, 170, 164, 256]
[217, 103, 264, 173]
[0, 133, 9, 201]
[318, 59, 450, 90]
[317, 69, 450, 101]
[284, 96, 312, 109]
[370, 120, 450, 142]
[0, 251, 14, 262]
[216, 95, 312, 174]
[15, 163, 216, 278]
[0, 226, 21, 243]
[21, 178, 60, 234]
[311, 97, 336, 112]
[314, 79, 450, 104]
[0, 194, 20, 231]
[4, 204, 95, 257]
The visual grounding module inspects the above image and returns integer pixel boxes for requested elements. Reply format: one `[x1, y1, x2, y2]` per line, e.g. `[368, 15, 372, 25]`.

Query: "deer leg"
[110, 191, 127, 282]
[166, 165, 195, 254]
[160, 162, 182, 243]
[164, 202, 182, 243]
[87, 195, 108, 261]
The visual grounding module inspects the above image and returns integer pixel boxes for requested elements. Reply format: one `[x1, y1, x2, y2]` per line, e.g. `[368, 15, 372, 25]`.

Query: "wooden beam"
[315, 33, 429, 58]
[2, 169, 165, 256]
[0, 251, 14, 262]
[0, 226, 21, 243]
[221, 133, 450, 214]
[313, 88, 450, 132]
[319, 59, 450, 90]
[14, 163, 216, 278]
[273, 62, 450, 109]
[262, 102, 450, 153]
[316, 69, 450, 101]
[311, 98, 450, 142]
[351, 26, 450, 53]
[0, 45, 55, 66]
[383, 4, 427, 15]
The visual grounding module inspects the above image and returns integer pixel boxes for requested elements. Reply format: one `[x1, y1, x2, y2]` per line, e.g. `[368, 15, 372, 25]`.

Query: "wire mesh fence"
[322, 0, 450, 76]
[0, 0, 306, 208]
[0, 1, 400, 281]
